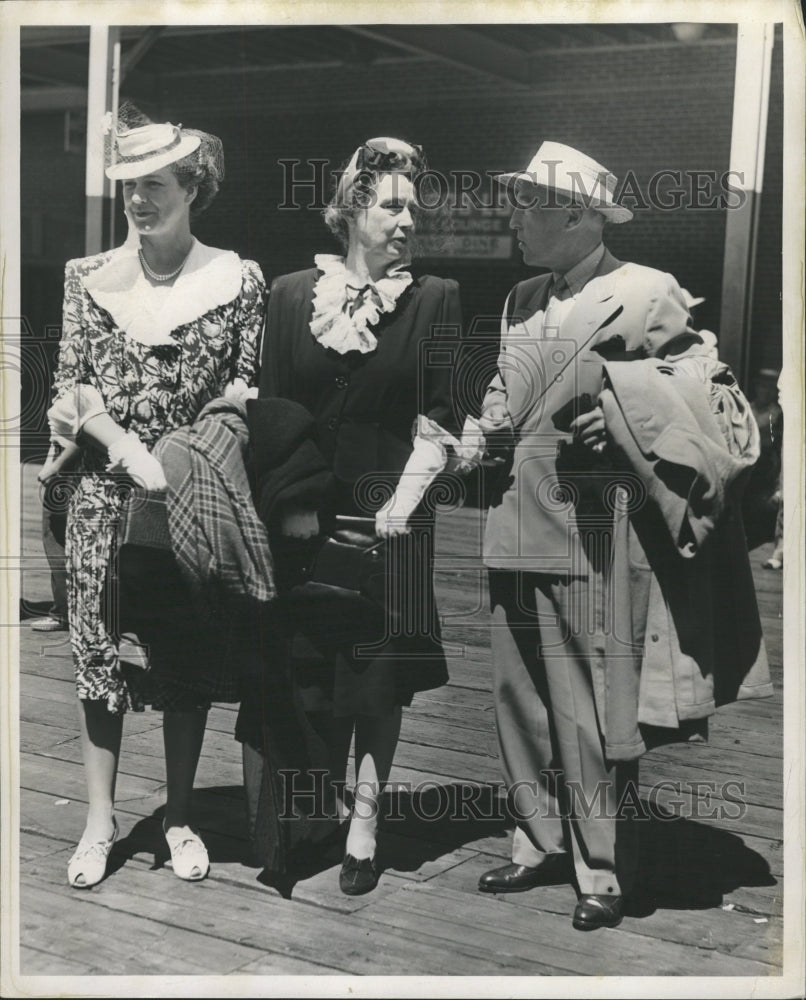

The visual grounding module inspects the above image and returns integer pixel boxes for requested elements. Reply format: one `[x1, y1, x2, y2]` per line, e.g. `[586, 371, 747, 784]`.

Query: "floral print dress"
[51, 238, 265, 713]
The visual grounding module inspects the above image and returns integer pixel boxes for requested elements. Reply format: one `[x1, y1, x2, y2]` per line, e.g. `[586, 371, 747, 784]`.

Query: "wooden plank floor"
[15, 461, 784, 978]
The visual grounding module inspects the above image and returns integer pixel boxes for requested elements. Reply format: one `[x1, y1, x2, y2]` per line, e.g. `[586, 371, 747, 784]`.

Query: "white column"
[84, 26, 120, 255]
[719, 23, 774, 387]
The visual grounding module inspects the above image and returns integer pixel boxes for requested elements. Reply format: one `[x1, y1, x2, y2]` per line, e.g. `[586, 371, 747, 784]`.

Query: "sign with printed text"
[419, 190, 514, 260]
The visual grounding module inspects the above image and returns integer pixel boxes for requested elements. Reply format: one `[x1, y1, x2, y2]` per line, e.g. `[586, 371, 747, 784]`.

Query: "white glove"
[280, 508, 320, 539]
[454, 414, 486, 466]
[106, 431, 167, 491]
[375, 434, 447, 538]
[224, 378, 258, 404]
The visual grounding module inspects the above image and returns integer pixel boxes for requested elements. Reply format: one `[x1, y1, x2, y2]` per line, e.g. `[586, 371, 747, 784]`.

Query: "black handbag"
[272, 516, 393, 645]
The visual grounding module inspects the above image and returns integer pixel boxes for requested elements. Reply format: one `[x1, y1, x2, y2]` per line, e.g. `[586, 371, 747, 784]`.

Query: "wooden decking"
[15, 461, 784, 978]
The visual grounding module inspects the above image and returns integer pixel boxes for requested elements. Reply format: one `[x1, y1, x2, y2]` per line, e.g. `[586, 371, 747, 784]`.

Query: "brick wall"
[21, 30, 784, 406]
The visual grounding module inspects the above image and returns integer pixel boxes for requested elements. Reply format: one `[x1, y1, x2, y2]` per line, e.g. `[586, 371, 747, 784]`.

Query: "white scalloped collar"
[309, 253, 413, 355]
[81, 238, 243, 346]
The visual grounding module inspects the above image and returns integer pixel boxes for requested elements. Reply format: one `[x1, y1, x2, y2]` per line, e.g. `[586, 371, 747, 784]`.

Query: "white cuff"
[48, 384, 107, 441]
[413, 414, 455, 451]
[386, 433, 449, 522]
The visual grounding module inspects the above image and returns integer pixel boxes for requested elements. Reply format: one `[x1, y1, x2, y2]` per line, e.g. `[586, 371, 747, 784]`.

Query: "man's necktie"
[543, 275, 568, 338]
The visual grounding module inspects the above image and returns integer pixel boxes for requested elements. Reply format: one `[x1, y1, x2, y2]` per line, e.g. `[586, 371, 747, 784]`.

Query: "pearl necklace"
[138, 245, 193, 283]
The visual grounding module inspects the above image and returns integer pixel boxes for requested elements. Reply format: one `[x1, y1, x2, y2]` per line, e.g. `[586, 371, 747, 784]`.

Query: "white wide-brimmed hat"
[105, 121, 201, 180]
[495, 140, 633, 223]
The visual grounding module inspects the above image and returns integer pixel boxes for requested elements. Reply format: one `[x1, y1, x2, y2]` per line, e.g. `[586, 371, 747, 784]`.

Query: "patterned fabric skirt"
[66, 474, 259, 714]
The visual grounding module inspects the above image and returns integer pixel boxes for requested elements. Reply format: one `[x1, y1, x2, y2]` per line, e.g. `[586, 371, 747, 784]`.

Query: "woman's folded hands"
[106, 431, 168, 491]
[279, 508, 321, 539]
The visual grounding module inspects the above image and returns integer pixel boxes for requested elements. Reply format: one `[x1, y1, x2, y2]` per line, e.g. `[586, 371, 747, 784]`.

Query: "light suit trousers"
[489, 569, 639, 896]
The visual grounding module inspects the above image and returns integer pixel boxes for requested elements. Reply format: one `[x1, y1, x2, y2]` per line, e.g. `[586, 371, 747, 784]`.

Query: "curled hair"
[323, 145, 453, 259]
[170, 149, 220, 218]
[169, 128, 224, 218]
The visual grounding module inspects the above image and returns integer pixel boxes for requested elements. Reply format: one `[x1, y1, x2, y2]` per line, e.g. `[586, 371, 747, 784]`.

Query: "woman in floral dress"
[46, 108, 265, 888]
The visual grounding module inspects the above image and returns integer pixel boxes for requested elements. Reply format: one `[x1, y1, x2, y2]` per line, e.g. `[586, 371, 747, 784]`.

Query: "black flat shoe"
[572, 893, 624, 930]
[339, 853, 379, 896]
[478, 856, 571, 894]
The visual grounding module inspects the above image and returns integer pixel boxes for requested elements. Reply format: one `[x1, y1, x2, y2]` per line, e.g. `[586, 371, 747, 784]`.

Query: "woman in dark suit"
[240, 137, 463, 895]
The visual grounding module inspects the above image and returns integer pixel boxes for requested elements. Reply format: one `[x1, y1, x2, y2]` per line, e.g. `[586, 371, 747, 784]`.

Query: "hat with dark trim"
[495, 140, 633, 223]
[105, 120, 201, 180]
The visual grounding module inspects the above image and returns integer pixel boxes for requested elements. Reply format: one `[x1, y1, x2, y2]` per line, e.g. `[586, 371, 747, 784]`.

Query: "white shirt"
[542, 243, 606, 338]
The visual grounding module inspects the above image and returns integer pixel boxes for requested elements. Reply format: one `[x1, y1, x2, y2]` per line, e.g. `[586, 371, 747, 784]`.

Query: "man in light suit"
[473, 142, 696, 930]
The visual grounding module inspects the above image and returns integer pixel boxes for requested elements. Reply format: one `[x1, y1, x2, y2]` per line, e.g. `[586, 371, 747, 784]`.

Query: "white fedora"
[105, 121, 201, 180]
[496, 140, 633, 223]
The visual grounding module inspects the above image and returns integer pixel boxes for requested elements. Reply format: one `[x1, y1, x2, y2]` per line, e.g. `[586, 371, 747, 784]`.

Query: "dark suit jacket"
[482, 248, 698, 572]
[259, 267, 462, 497]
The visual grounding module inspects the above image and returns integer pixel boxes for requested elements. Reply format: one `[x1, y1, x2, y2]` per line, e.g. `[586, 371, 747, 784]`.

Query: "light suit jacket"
[482, 247, 697, 572]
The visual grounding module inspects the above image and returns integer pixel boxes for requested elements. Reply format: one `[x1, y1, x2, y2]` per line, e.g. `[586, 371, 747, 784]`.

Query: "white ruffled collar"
[309, 253, 413, 355]
[81, 237, 243, 346]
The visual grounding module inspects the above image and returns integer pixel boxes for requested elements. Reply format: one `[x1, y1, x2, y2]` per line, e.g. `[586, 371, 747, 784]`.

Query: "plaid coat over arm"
[153, 396, 276, 613]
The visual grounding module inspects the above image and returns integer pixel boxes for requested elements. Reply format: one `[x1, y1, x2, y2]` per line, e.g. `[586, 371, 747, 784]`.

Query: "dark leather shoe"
[478, 856, 570, 894]
[339, 853, 379, 896]
[572, 893, 624, 930]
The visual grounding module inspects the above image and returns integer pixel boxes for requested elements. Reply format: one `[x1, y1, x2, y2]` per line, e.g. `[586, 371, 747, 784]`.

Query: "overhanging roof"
[21, 23, 739, 111]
